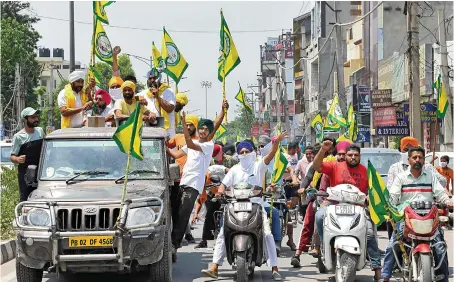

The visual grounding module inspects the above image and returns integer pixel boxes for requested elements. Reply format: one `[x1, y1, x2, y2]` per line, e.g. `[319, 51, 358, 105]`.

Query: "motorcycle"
[316, 184, 368, 282]
[221, 182, 266, 282]
[263, 184, 289, 254]
[391, 201, 448, 282]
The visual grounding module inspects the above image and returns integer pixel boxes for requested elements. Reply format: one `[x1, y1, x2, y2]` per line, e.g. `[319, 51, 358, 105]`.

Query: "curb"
[1, 239, 16, 265]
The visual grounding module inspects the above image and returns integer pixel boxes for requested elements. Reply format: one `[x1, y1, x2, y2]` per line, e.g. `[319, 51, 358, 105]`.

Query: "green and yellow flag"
[346, 103, 353, 125]
[214, 124, 227, 140]
[88, 65, 106, 90]
[235, 85, 253, 113]
[367, 160, 404, 225]
[434, 74, 449, 119]
[327, 94, 347, 128]
[338, 109, 358, 143]
[112, 102, 144, 160]
[272, 144, 288, 184]
[324, 115, 341, 132]
[93, 1, 114, 25]
[161, 27, 188, 84]
[311, 112, 324, 143]
[218, 9, 241, 82]
[152, 41, 164, 68]
[93, 19, 113, 65]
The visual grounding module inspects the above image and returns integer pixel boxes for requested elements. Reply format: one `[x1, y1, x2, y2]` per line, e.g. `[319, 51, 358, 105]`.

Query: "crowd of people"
[8, 44, 454, 281]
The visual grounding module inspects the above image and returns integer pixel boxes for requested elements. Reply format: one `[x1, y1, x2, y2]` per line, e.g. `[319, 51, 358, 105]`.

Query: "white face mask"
[401, 152, 409, 165]
[440, 162, 448, 168]
[109, 88, 123, 102]
[238, 152, 256, 170]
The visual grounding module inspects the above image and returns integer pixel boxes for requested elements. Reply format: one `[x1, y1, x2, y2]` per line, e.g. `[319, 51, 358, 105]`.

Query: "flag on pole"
[434, 74, 449, 119]
[218, 9, 241, 82]
[327, 94, 347, 128]
[161, 27, 188, 84]
[152, 41, 164, 68]
[93, 1, 114, 25]
[112, 102, 144, 160]
[311, 112, 324, 143]
[214, 124, 227, 140]
[347, 104, 354, 125]
[235, 85, 253, 113]
[93, 19, 113, 65]
[323, 115, 341, 132]
[338, 110, 358, 143]
[88, 65, 106, 90]
[271, 144, 288, 184]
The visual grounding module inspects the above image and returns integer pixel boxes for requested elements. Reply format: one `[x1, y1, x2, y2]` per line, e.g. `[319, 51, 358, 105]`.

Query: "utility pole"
[407, 2, 422, 144]
[15, 64, 22, 132]
[281, 32, 291, 138]
[49, 62, 55, 128]
[437, 4, 453, 151]
[275, 51, 282, 134]
[69, 1, 75, 72]
[200, 81, 212, 118]
[333, 2, 347, 113]
[258, 75, 263, 136]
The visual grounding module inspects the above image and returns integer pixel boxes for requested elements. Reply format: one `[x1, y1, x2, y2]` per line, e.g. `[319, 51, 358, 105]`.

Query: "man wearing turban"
[113, 81, 154, 125]
[85, 89, 115, 126]
[166, 100, 228, 262]
[57, 70, 95, 128]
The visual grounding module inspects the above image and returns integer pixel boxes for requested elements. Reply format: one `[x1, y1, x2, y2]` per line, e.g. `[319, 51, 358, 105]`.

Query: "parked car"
[0, 140, 13, 170]
[360, 148, 401, 185]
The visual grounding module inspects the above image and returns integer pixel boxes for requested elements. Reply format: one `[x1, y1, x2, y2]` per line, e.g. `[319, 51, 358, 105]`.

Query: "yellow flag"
[434, 74, 449, 119]
[214, 124, 227, 140]
[93, 1, 114, 25]
[235, 85, 253, 113]
[112, 102, 143, 160]
[218, 9, 241, 82]
[93, 19, 113, 65]
[327, 94, 347, 128]
[161, 27, 188, 84]
[311, 112, 324, 143]
[152, 41, 164, 68]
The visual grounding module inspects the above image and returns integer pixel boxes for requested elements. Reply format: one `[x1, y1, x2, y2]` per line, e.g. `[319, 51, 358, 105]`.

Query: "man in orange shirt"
[436, 155, 453, 196]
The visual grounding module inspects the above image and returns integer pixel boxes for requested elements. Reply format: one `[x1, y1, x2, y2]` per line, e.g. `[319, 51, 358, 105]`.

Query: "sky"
[28, 1, 313, 119]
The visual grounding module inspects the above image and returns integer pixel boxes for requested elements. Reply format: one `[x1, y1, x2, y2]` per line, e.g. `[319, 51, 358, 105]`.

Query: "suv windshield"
[360, 153, 401, 175]
[40, 139, 164, 181]
[1, 146, 12, 164]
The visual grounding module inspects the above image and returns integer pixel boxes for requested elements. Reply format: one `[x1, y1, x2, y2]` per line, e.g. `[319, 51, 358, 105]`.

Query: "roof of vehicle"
[361, 148, 399, 154]
[0, 140, 12, 147]
[45, 127, 168, 140]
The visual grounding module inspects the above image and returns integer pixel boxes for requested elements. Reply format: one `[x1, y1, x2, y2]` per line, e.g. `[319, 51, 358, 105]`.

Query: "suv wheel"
[16, 259, 43, 282]
[149, 227, 172, 282]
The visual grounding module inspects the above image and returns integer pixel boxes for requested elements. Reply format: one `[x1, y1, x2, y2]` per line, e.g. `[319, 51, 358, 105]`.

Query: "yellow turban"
[109, 76, 124, 88]
[121, 81, 136, 93]
[176, 93, 188, 105]
[185, 114, 199, 128]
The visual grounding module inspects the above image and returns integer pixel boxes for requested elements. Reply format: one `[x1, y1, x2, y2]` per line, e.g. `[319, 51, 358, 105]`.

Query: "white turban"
[68, 71, 85, 83]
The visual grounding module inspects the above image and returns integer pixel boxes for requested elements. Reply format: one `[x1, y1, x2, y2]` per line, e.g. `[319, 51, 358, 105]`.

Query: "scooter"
[222, 182, 266, 282]
[263, 184, 288, 254]
[316, 184, 368, 282]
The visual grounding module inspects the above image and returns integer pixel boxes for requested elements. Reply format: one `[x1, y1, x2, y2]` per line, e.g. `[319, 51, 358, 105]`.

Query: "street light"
[200, 81, 212, 118]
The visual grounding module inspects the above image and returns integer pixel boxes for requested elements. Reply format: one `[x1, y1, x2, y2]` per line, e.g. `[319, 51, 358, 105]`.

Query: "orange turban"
[400, 137, 419, 151]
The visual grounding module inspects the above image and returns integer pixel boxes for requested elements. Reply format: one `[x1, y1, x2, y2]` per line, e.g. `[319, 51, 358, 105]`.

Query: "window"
[349, 28, 353, 40]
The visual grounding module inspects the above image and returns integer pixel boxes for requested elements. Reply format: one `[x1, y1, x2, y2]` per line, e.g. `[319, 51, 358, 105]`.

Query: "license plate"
[69, 236, 113, 248]
[335, 205, 355, 215]
[233, 202, 252, 212]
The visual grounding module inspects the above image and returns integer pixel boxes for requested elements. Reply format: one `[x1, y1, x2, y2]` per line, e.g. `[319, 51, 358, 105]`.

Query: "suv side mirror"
[25, 165, 37, 186]
[169, 163, 180, 181]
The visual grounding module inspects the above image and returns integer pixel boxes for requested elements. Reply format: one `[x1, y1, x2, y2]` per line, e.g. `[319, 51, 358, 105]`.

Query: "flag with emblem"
[434, 74, 449, 119]
[161, 27, 188, 84]
[93, 1, 114, 25]
[88, 65, 106, 90]
[271, 144, 288, 184]
[235, 85, 253, 113]
[112, 102, 144, 160]
[311, 112, 324, 143]
[93, 19, 113, 65]
[214, 124, 227, 140]
[338, 109, 358, 143]
[218, 9, 241, 82]
[327, 94, 347, 128]
[152, 41, 164, 68]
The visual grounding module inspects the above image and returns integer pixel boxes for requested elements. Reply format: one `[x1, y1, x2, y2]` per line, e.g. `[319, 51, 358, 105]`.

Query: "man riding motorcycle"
[312, 140, 382, 281]
[201, 133, 287, 281]
[383, 146, 453, 282]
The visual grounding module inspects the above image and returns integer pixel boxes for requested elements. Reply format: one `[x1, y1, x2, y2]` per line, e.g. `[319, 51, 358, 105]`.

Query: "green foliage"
[1, 2, 41, 131]
[94, 54, 137, 89]
[39, 80, 67, 129]
[0, 167, 19, 240]
[223, 106, 256, 142]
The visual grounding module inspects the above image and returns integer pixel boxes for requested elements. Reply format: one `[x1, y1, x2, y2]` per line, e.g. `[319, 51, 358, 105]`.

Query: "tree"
[93, 54, 138, 90]
[39, 81, 66, 130]
[223, 106, 256, 142]
[1, 2, 41, 131]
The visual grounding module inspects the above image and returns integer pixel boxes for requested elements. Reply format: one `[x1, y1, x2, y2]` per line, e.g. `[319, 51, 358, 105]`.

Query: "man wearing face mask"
[58, 71, 95, 128]
[383, 146, 453, 282]
[201, 133, 287, 281]
[10, 108, 44, 201]
[436, 155, 453, 196]
[113, 81, 154, 123]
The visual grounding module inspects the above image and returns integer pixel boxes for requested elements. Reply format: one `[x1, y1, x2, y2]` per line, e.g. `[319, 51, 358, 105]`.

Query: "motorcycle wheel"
[280, 210, 288, 239]
[236, 251, 249, 282]
[335, 251, 357, 282]
[416, 254, 432, 282]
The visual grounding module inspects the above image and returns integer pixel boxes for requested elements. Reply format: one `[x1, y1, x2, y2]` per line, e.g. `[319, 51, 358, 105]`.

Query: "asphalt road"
[2, 222, 453, 281]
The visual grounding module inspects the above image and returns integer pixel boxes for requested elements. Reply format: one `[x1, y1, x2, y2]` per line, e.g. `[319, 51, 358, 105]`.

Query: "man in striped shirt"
[383, 146, 452, 282]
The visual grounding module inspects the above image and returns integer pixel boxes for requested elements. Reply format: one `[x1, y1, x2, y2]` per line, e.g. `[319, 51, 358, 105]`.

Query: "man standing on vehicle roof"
[383, 146, 452, 282]
[10, 108, 45, 201]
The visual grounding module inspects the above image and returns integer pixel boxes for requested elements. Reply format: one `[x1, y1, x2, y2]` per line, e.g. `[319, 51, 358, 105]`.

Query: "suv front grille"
[57, 207, 120, 231]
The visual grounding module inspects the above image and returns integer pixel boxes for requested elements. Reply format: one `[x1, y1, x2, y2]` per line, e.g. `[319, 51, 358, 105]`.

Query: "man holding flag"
[201, 132, 288, 281]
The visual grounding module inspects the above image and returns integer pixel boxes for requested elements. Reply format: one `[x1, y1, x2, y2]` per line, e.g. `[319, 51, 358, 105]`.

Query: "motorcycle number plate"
[234, 202, 252, 212]
[335, 205, 355, 215]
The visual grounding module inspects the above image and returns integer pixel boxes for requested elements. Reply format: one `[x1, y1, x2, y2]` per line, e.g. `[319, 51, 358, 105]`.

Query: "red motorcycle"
[391, 201, 448, 281]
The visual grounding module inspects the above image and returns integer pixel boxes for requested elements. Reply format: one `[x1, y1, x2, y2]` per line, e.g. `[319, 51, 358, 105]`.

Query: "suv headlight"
[126, 207, 158, 227]
[26, 208, 51, 227]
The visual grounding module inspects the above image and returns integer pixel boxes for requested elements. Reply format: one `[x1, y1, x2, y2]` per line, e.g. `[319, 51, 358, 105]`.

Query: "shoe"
[171, 246, 177, 263]
[185, 233, 196, 244]
[286, 240, 297, 251]
[201, 269, 218, 279]
[272, 271, 283, 281]
[291, 255, 301, 268]
[195, 240, 208, 249]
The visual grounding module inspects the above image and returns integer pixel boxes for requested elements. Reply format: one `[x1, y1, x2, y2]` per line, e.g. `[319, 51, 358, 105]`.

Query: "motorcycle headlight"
[27, 208, 51, 227]
[126, 207, 157, 227]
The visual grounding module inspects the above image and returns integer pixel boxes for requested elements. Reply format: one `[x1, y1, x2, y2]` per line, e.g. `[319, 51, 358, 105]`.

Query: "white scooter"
[316, 184, 368, 282]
